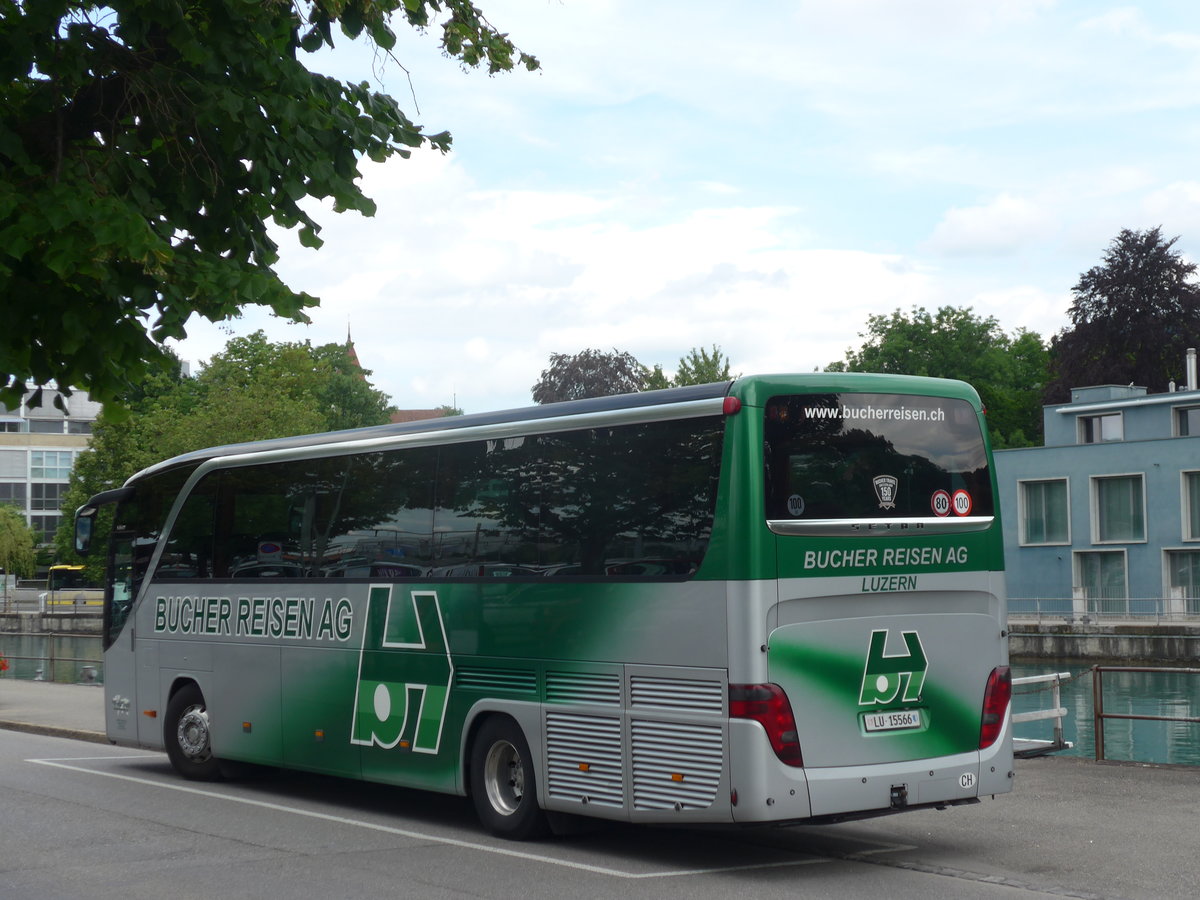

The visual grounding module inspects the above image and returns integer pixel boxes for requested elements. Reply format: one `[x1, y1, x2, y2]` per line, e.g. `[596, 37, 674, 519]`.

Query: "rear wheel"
[164, 683, 222, 781]
[470, 717, 547, 840]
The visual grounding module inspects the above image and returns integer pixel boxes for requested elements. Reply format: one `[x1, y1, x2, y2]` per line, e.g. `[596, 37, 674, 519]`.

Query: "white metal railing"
[1012, 671, 1073, 757]
[1008, 597, 1200, 623]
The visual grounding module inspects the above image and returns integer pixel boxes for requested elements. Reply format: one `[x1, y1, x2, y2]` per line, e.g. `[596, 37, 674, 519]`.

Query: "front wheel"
[470, 717, 547, 840]
[164, 683, 222, 781]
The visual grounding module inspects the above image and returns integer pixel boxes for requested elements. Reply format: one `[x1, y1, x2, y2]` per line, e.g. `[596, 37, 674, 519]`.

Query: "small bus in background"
[75, 373, 1012, 838]
[39, 564, 103, 612]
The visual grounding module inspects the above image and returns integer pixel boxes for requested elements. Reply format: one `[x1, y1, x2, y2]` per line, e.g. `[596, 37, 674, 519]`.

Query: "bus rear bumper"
[730, 720, 1014, 824]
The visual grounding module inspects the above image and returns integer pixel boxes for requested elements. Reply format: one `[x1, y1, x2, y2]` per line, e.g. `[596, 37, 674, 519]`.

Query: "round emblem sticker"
[931, 489, 951, 517]
[787, 494, 806, 517]
[952, 489, 973, 516]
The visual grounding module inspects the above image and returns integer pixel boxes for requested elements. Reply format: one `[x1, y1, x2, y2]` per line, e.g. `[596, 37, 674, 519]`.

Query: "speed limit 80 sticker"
[931, 490, 951, 517]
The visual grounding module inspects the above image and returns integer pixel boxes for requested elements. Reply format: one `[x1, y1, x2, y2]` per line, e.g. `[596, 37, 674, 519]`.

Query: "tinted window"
[156, 415, 725, 581]
[433, 437, 540, 574]
[325, 448, 438, 576]
[763, 393, 993, 521]
[106, 466, 195, 646]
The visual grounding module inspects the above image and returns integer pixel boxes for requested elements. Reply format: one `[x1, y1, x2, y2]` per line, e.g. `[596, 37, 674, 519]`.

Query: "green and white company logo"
[858, 629, 928, 706]
[351, 585, 454, 754]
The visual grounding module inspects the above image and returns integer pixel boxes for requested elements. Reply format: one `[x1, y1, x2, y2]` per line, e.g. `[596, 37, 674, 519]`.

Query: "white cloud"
[925, 194, 1053, 257]
[1143, 182, 1200, 236]
[166, 0, 1200, 418]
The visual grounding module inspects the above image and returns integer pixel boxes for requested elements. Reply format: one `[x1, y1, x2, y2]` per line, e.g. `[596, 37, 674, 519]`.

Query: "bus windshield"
[763, 392, 993, 524]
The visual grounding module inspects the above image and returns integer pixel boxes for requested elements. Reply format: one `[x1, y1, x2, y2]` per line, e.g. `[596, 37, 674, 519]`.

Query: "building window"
[30, 514, 61, 544]
[1176, 406, 1200, 436]
[1167, 550, 1200, 597]
[0, 482, 26, 510]
[1183, 472, 1200, 541]
[1079, 413, 1123, 444]
[1019, 479, 1069, 545]
[31, 483, 65, 511]
[1075, 550, 1126, 604]
[67, 420, 93, 435]
[28, 419, 64, 434]
[1166, 551, 1200, 613]
[30, 450, 73, 479]
[1093, 474, 1145, 543]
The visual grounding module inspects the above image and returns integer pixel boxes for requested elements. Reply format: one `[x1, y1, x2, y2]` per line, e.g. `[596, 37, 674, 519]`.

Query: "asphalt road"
[3, 727, 1195, 900]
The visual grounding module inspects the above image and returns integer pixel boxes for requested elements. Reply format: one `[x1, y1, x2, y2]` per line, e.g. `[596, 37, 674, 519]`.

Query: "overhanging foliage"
[0, 0, 536, 410]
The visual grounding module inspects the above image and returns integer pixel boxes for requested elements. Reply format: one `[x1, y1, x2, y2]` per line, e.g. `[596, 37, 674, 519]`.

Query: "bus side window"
[160, 475, 218, 578]
[104, 466, 195, 648]
[325, 448, 438, 577]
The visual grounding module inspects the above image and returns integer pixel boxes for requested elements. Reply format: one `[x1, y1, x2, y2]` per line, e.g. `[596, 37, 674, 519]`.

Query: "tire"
[164, 683, 222, 782]
[470, 717, 547, 840]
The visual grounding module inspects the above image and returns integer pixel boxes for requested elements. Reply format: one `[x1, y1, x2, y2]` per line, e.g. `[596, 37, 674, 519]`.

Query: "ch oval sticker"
[959, 772, 977, 790]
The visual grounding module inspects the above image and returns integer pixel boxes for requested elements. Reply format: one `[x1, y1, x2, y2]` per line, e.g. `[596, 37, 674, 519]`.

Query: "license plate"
[863, 710, 923, 732]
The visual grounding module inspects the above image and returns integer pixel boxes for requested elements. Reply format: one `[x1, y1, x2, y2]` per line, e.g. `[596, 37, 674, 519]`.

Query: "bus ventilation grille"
[630, 676, 723, 714]
[631, 719, 723, 810]
[545, 712, 624, 808]
[454, 667, 537, 695]
[546, 671, 621, 706]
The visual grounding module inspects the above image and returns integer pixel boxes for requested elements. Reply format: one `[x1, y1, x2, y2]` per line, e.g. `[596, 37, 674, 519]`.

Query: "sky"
[170, 0, 1200, 414]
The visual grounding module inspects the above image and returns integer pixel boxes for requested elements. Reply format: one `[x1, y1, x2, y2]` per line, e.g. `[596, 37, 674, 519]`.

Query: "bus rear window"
[763, 393, 993, 526]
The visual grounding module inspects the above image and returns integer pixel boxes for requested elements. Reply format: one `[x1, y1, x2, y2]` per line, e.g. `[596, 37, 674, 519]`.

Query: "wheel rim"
[176, 704, 212, 762]
[483, 739, 525, 816]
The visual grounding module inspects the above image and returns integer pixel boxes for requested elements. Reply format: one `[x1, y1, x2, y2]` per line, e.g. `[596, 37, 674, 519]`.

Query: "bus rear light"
[723, 396, 742, 415]
[979, 666, 1012, 749]
[730, 683, 804, 767]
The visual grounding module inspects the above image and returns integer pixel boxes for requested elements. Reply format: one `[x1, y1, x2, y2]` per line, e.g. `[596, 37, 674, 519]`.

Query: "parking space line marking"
[28, 756, 832, 879]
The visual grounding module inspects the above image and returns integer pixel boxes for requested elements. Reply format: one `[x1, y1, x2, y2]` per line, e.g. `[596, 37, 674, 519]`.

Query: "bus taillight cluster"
[730, 683, 804, 767]
[979, 666, 1012, 749]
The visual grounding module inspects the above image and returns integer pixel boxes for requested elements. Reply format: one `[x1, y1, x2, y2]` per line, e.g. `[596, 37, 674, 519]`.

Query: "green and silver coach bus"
[76, 373, 1012, 838]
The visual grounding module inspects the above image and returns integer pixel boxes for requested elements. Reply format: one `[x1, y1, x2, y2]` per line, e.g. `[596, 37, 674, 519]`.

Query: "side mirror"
[73, 485, 133, 556]
[74, 513, 94, 556]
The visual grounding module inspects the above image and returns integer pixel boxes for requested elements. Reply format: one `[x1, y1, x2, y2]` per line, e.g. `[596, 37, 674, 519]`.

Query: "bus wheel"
[470, 717, 547, 840]
[164, 684, 222, 782]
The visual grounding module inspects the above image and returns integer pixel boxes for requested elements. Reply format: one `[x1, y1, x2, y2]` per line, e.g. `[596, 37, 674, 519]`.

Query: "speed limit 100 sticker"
[931, 489, 951, 517]
[952, 489, 973, 516]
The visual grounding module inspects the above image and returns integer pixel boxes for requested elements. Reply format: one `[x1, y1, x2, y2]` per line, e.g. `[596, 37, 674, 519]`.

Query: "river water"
[1012, 660, 1200, 766]
[1, 636, 1195, 766]
[0, 633, 104, 684]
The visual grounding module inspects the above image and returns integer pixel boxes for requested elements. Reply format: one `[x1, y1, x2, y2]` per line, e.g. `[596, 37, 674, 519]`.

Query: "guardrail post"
[1092, 666, 1105, 762]
[1052, 676, 1064, 749]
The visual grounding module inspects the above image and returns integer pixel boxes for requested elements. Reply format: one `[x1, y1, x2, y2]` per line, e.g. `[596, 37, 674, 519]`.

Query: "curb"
[0, 719, 108, 745]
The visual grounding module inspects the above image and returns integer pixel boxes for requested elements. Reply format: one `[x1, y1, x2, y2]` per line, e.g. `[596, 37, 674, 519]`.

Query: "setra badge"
[872, 475, 898, 510]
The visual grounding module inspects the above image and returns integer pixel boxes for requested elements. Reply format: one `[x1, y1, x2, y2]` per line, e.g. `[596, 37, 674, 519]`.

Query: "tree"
[645, 345, 737, 390]
[0, 504, 37, 610]
[827, 305, 1049, 448]
[531, 349, 647, 404]
[1, 0, 537, 412]
[52, 331, 392, 565]
[1046, 227, 1200, 402]
[674, 345, 735, 386]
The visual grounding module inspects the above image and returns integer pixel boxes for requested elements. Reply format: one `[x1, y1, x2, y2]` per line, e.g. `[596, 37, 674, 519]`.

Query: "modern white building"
[0, 386, 101, 544]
